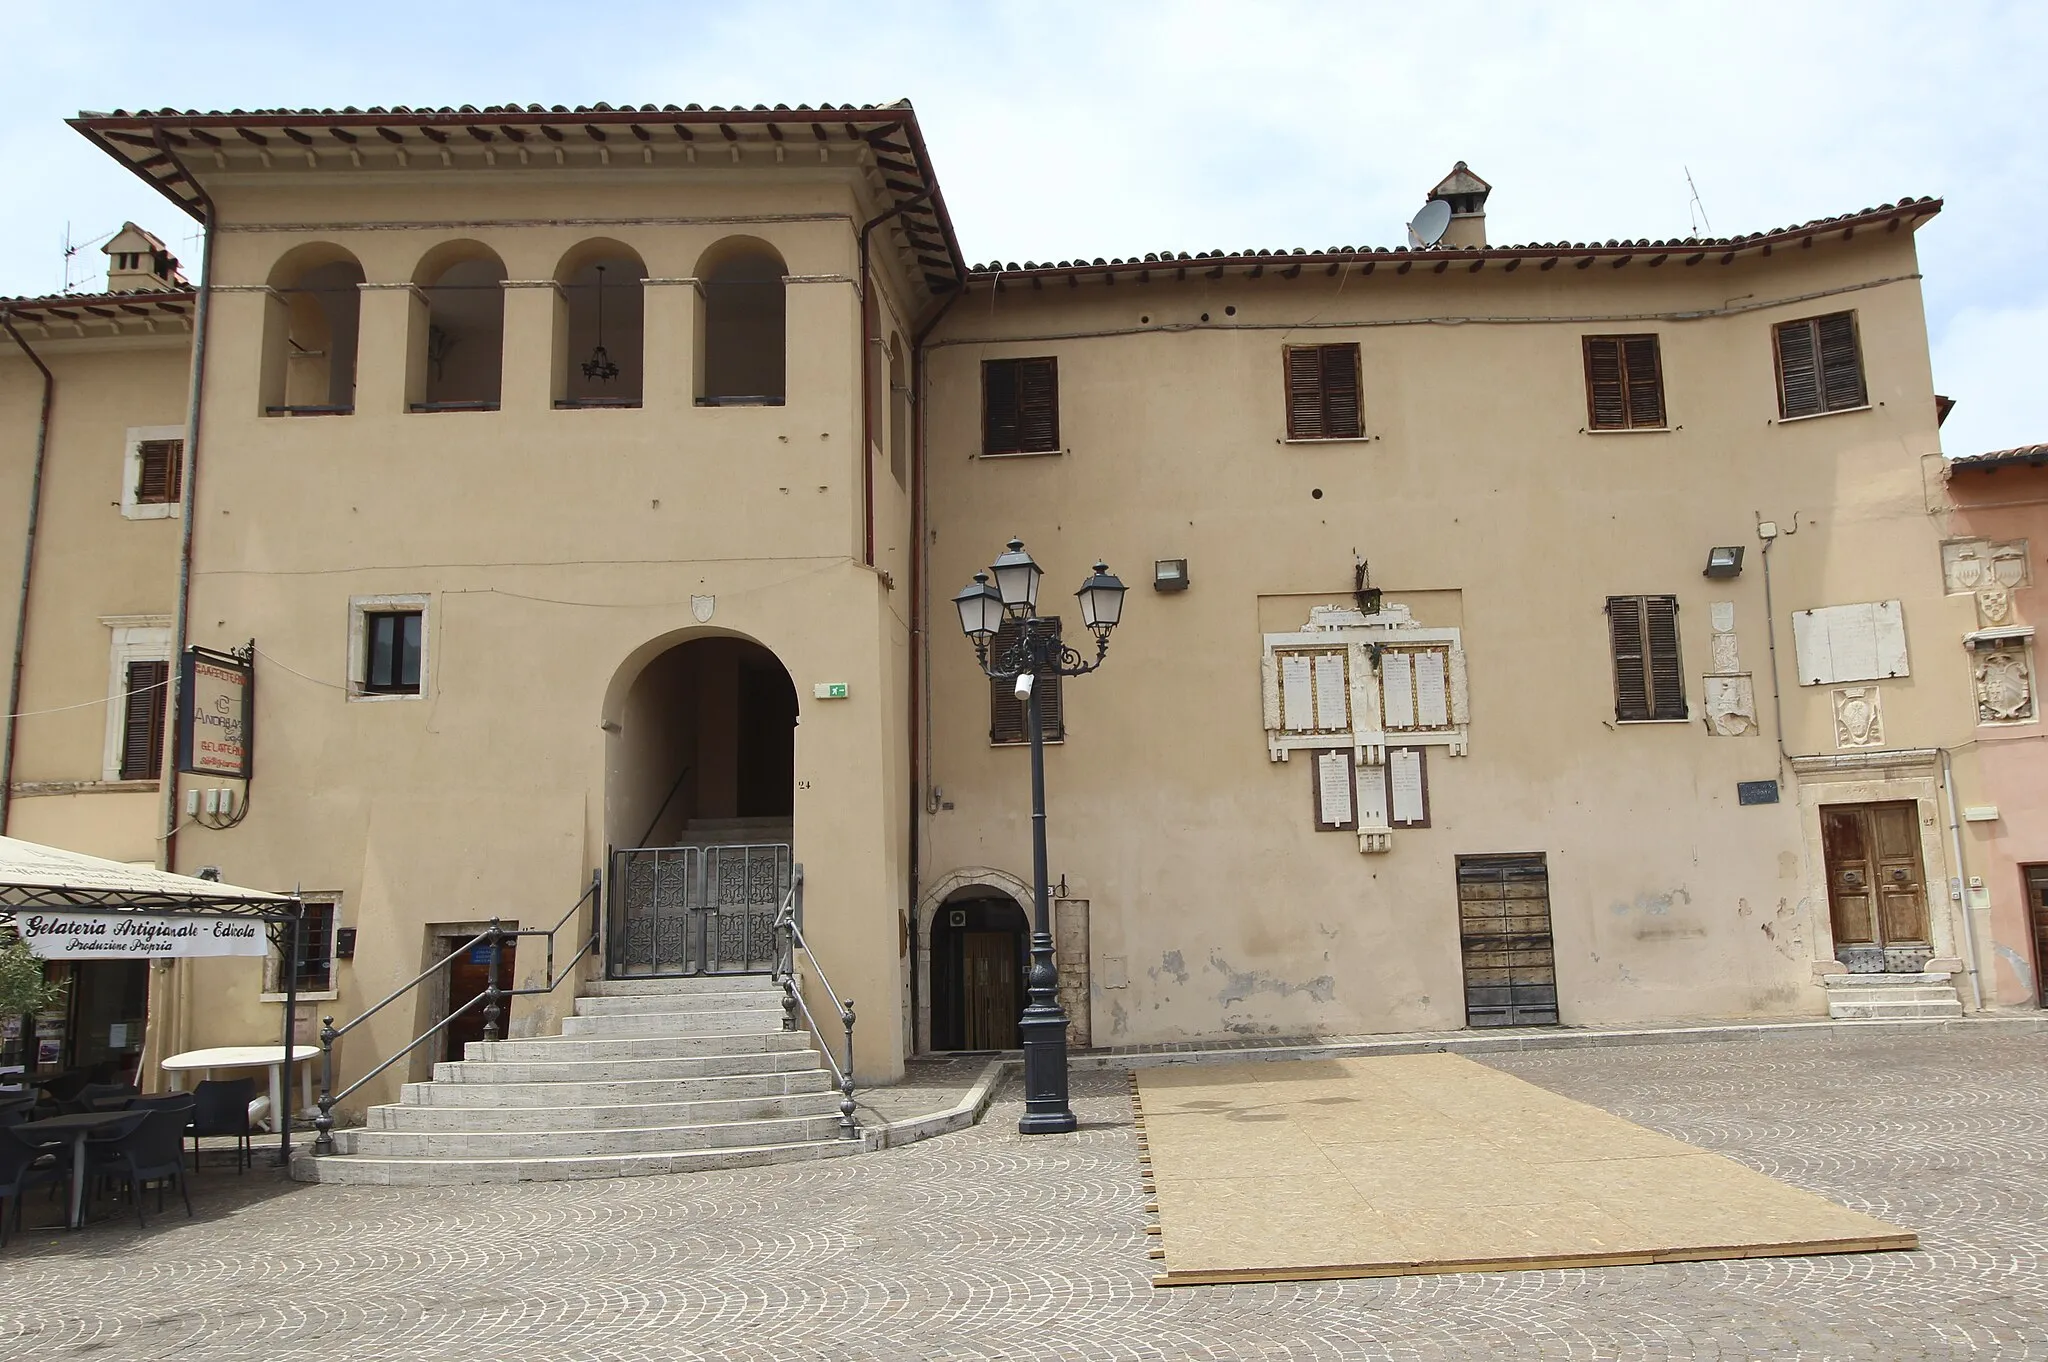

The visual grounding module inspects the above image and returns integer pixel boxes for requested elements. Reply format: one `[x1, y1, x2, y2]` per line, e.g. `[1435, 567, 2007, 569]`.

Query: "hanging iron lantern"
[581, 264, 620, 383]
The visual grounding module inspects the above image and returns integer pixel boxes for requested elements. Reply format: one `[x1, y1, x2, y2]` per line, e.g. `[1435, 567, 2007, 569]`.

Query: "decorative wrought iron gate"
[607, 843, 791, 976]
[1456, 853, 1559, 1028]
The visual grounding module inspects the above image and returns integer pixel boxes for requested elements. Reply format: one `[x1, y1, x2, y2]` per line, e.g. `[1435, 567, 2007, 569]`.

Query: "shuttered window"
[117, 659, 169, 780]
[1774, 312, 1866, 419]
[1283, 343, 1363, 439]
[1606, 595, 1686, 721]
[982, 357, 1060, 455]
[363, 611, 423, 695]
[134, 439, 183, 505]
[1582, 336, 1666, 430]
[988, 617, 1065, 745]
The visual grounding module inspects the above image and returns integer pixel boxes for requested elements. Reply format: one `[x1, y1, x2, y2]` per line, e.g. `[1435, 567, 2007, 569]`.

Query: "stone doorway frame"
[913, 867, 1032, 1055]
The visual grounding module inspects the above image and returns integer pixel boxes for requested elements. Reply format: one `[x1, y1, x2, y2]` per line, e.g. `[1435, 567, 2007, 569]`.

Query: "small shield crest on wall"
[691, 595, 715, 623]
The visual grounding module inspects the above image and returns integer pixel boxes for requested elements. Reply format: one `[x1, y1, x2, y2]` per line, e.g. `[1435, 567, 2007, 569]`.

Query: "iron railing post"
[482, 916, 503, 1044]
[839, 999, 857, 1139]
[776, 910, 799, 1033]
[314, 1014, 336, 1155]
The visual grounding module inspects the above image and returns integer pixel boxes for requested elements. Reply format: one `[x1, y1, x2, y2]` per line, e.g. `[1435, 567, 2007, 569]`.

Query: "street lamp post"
[953, 540, 1126, 1135]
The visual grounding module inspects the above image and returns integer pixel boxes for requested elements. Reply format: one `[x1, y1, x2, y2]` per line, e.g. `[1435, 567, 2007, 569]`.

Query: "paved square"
[4, 1029, 2046, 1360]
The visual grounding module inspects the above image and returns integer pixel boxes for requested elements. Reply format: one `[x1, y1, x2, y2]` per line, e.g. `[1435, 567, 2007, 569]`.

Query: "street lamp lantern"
[990, 538, 1043, 618]
[952, 572, 1005, 642]
[955, 541, 1124, 1136]
[1075, 562, 1127, 639]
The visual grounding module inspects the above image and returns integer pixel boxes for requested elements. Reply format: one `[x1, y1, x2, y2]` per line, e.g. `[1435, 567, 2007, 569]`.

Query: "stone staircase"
[298, 973, 862, 1185]
[1821, 970, 1965, 1021]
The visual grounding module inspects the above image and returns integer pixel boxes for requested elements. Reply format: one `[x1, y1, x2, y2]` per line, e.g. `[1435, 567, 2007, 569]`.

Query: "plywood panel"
[1136, 1055, 1914, 1286]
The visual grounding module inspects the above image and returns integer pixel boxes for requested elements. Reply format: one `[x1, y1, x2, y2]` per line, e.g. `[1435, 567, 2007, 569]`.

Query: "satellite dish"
[1406, 198, 1452, 249]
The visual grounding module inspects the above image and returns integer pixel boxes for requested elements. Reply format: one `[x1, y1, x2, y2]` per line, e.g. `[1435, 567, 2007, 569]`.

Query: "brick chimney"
[1426, 163, 1492, 249]
[102, 222, 187, 293]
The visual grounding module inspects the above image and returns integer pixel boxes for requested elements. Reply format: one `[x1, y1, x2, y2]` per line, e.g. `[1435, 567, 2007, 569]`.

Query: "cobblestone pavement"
[5, 1030, 2047, 1360]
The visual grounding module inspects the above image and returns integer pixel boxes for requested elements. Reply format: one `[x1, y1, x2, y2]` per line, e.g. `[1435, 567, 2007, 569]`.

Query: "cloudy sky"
[4, 1, 2042, 455]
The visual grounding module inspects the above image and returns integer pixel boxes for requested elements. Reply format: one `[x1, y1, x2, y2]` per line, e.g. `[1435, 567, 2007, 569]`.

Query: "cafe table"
[162, 1046, 321, 1134]
[13, 1109, 144, 1229]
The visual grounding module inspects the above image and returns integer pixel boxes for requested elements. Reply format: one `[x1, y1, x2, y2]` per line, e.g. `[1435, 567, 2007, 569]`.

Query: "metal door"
[607, 843, 790, 977]
[1821, 801, 1930, 972]
[2026, 867, 2048, 1006]
[1457, 854, 1559, 1028]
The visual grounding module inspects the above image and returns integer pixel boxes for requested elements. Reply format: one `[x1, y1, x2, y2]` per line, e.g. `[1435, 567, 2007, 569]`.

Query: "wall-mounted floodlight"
[1703, 546, 1745, 579]
[1154, 559, 1190, 593]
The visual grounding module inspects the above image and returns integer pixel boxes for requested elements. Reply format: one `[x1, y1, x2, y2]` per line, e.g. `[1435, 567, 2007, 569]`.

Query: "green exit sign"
[813, 682, 849, 700]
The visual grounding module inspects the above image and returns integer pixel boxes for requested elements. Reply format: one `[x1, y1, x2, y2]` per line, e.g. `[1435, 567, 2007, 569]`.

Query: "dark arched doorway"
[929, 889, 1029, 1051]
[606, 635, 798, 976]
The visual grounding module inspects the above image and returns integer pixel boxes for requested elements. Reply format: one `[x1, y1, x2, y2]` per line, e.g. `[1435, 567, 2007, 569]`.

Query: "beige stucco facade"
[3, 101, 2033, 1117]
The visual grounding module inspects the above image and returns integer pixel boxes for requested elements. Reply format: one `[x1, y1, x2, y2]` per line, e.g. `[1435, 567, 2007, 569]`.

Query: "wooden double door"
[1820, 801, 1931, 971]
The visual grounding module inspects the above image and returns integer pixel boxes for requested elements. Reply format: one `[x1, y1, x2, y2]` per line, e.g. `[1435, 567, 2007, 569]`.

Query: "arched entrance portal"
[606, 635, 798, 976]
[929, 888, 1029, 1051]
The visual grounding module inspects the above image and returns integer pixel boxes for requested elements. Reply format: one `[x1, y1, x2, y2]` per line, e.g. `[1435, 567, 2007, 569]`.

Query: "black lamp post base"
[1017, 999, 1077, 1135]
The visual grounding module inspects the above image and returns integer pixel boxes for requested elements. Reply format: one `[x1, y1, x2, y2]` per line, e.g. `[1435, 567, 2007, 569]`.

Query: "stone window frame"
[120, 425, 186, 521]
[99, 615, 172, 783]
[346, 594, 432, 702]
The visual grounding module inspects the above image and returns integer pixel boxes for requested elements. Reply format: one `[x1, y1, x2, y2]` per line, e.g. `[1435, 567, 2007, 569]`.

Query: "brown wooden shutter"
[1621, 336, 1665, 428]
[1775, 319, 1821, 417]
[1016, 358, 1058, 452]
[1284, 346, 1325, 439]
[987, 618, 1065, 743]
[982, 358, 1059, 455]
[135, 439, 183, 504]
[1584, 338, 1626, 429]
[118, 659, 169, 780]
[1816, 312, 1866, 412]
[1321, 344, 1362, 438]
[1284, 344, 1362, 439]
[1644, 595, 1686, 719]
[1606, 597, 1650, 722]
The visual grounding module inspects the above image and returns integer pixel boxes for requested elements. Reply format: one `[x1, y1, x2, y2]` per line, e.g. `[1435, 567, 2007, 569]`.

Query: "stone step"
[372, 1088, 844, 1131]
[575, 990, 786, 1017]
[466, 1030, 812, 1064]
[582, 974, 782, 998]
[1823, 986, 1961, 1005]
[433, 1048, 822, 1087]
[1831, 999, 1965, 1020]
[336, 1112, 848, 1159]
[297, 1137, 859, 1186]
[412, 1066, 834, 1105]
[1820, 972, 1957, 987]
[560, 1010, 789, 1038]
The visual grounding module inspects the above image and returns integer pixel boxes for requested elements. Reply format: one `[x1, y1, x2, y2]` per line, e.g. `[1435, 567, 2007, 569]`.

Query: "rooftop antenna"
[1405, 198, 1452, 250]
[61, 221, 118, 294]
[1685, 167, 1711, 236]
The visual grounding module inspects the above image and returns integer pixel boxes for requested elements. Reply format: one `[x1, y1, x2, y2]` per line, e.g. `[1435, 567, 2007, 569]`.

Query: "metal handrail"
[771, 865, 858, 1139]
[312, 871, 603, 1155]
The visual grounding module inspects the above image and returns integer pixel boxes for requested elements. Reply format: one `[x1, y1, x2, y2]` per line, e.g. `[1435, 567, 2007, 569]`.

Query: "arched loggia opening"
[261, 243, 363, 416]
[928, 886, 1029, 1051]
[410, 239, 506, 412]
[604, 634, 798, 976]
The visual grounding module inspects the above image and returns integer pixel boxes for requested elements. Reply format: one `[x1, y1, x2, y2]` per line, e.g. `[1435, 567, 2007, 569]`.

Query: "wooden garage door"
[1457, 854, 1559, 1028]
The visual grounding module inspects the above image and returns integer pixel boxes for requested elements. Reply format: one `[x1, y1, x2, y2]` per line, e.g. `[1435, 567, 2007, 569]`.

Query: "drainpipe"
[0, 309, 55, 835]
[1939, 746, 1985, 1010]
[906, 283, 964, 1054]
[856, 194, 932, 567]
[155, 129, 218, 874]
[1758, 531, 1791, 776]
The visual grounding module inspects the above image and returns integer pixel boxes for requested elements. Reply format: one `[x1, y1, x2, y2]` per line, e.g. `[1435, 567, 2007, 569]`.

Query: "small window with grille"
[266, 899, 338, 996]
[1606, 595, 1687, 722]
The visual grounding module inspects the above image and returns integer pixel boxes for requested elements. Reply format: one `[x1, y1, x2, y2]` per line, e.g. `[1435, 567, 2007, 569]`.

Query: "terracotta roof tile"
[1950, 443, 2048, 470]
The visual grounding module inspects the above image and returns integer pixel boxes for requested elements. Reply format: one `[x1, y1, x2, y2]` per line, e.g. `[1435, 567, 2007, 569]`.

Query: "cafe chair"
[62, 1083, 140, 1115]
[0, 1096, 37, 1129]
[86, 1100, 194, 1228]
[1, 1126, 71, 1247]
[187, 1079, 256, 1173]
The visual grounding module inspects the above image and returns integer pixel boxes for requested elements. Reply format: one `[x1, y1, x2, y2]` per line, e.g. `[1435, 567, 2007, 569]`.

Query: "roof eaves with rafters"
[1950, 443, 2048, 472]
[1, 287, 197, 337]
[67, 101, 968, 299]
[965, 197, 1942, 286]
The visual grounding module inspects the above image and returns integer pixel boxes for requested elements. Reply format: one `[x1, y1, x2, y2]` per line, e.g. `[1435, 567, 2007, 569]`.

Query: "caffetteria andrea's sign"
[19, 911, 268, 959]
[178, 646, 252, 779]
